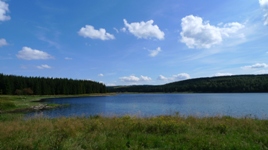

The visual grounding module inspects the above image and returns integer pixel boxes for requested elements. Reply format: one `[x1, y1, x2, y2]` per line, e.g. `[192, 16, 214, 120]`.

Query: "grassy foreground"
[0, 115, 268, 149]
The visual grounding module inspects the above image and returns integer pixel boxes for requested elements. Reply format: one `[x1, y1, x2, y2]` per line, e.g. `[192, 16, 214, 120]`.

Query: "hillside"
[108, 74, 268, 93]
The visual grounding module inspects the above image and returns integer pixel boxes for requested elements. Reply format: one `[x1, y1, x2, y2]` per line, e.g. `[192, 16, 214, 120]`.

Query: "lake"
[27, 93, 268, 119]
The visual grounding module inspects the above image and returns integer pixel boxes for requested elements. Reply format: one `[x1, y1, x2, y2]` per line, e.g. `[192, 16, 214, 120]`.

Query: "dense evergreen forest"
[109, 74, 268, 93]
[0, 73, 106, 95]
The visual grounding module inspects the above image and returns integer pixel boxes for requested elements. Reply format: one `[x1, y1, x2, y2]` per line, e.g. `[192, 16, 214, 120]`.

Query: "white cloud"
[98, 73, 104, 77]
[123, 19, 165, 40]
[38, 36, 61, 49]
[242, 63, 268, 69]
[120, 75, 152, 83]
[37, 64, 51, 69]
[140, 75, 152, 81]
[259, 0, 268, 25]
[173, 73, 191, 80]
[157, 75, 169, 81]
[149, 47, 161, 57]
[0, 0, 10, 21]
[78, 25, 115, 40]
[0, 38, 7, 47]
[180, 15, 244, 49]
[17, 47, 53, 60]
[113, 28, 119, 33]
[158, 73, 190, 82]
[214, 73, 233, 76]
[65, 57, 72, 60]
[121, 27, 126, 32]
[120, 75, 140, 82]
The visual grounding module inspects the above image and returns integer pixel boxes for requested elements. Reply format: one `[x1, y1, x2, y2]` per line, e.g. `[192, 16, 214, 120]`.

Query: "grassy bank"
[0, 115, 268, 149]
[0, 95, 60, 112]
[0, 94, 115, 114]
[0, 95, 67, 121]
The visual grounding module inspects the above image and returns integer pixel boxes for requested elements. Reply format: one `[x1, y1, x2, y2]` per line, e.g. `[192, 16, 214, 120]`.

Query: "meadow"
[0, 114, 268, 149]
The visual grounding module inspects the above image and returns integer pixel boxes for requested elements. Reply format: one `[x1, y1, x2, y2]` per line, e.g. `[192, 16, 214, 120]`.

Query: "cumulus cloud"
[140, 75, 152, 81]
[78, 25, 115, 40]
[149, 47, 161, 57]
[120, 75, 152, 83]
[180, 15, 244, 49]
[0, 38, 8, 47]
[17, 47, 53, 60]
[98, 73, 104, 77]
[120, 75, 140, 82]
[37, 64, 51, 69]
[242, 63, 268, 69]
[173, 73, 191, 80]
[0, 0, 10, 21]
[259, 0, 268, 25]
[123, 19, 165, 40]
[157, 75, 169, 81]
[214, 73, 233, 76]
[158, 73, 190, 82]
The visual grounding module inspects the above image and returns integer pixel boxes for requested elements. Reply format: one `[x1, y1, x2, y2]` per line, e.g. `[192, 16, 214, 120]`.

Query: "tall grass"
[0, 115, 268, 149]
[0, 100, 16, 111]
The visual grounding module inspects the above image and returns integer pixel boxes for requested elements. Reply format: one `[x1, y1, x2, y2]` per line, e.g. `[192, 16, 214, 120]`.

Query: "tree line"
[108, 74, 268, 93]
[0, 73, 106, 95]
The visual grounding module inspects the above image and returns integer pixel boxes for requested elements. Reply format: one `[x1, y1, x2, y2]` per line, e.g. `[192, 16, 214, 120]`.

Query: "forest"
[109, 74, 268, 93]
[2, 73, 268, 95]
[0, 73, 106, 95]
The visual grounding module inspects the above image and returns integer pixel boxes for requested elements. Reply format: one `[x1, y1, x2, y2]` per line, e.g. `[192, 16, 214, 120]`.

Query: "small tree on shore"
[14, 89, 23, 95]
[23, 88, 34, 95]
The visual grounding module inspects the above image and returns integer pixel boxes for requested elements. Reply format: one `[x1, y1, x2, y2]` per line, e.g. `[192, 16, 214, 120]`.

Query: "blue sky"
[0, 0, 268, 86]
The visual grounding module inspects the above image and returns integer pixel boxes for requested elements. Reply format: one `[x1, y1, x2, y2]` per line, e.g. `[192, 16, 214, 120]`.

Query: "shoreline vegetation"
[0, 93, 116, 114]
[0, 114, 268, 149]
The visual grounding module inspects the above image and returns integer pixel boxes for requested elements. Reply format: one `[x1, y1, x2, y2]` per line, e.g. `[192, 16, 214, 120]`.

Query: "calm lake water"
[27, 93, 268, 119]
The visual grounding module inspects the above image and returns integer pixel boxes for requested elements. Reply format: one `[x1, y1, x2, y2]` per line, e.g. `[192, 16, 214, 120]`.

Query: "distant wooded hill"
[0, 73, 106, 95]
[108, 74, 268, 93]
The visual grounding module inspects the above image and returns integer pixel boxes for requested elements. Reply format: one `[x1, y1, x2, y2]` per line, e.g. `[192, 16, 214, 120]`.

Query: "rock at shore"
[31, 104, 50, 111]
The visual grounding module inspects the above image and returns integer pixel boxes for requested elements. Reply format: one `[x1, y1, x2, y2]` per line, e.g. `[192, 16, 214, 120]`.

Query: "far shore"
[35, 93, 117, 102]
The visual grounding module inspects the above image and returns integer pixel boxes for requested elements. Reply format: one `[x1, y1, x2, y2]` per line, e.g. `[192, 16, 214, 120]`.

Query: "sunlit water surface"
[26, 93, 268, 119]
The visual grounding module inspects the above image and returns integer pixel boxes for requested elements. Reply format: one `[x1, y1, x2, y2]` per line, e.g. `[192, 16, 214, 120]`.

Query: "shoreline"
[33, 93, 117, 102]
[0, 93, 116, 114]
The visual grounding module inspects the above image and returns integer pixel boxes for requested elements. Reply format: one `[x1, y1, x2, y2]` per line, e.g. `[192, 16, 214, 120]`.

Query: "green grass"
[0, 100, 16, 110]
[0, 115, 268, 149]
[0, 95, 59, 111]
[0, 94, 114, 113]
